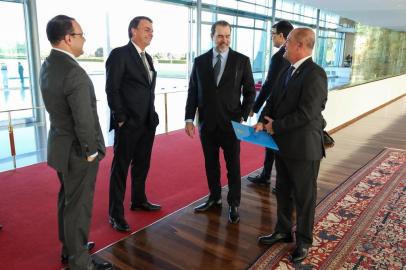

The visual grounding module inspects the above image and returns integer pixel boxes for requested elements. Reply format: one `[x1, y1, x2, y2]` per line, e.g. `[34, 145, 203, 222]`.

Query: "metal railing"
[0, 106, 45, 170]
[0, 89, 189, 170]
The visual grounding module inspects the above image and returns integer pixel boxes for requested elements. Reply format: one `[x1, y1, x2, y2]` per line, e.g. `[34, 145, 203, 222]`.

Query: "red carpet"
[250, 148, 406, 269]
[0, 130, 263, 270]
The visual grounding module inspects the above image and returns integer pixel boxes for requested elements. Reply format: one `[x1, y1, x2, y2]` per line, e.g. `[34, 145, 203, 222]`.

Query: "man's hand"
[185, 122, 195, 138]
[87, 155, 96, 162]
[264, 116, 274, 134]
[254, 122, 264, 132]
[249, 110, 254, 117]
[118, 121, 125, 128]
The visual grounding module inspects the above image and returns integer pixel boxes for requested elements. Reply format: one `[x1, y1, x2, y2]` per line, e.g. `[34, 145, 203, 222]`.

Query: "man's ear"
[131, 28, 137, 38]
[63, 34, 71, 45]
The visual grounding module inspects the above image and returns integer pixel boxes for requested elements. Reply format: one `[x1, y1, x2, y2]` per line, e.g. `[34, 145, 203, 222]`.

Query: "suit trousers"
[57, 147, 99, 270]
[261, 148, 275, 179]
[274, 154, 320, 247]
[199, 127, 241, 206]
[109, 122, 156, 219]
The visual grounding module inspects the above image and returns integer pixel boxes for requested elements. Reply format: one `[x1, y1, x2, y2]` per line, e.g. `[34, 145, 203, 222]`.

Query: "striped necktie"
[213, 54, 222, 85]
[140, 52, 151, 82]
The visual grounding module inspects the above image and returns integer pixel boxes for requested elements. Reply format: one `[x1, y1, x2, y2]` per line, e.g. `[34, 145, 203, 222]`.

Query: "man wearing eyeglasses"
[248, 21, 293, 191]
[106, 16, 161, 233]
[40, 15, 111, 270]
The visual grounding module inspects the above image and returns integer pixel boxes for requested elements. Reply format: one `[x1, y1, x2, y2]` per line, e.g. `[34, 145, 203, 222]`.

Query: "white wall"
[324, 74, 406, 130]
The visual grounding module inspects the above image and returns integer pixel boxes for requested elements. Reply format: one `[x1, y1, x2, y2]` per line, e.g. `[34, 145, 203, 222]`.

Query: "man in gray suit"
[40, 15, 111, 270]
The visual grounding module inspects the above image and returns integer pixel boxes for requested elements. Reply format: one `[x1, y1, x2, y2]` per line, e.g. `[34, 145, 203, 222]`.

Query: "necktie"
[213, 54, 222, 85]
[140, 52, 151, 82]
[284, 65, 295, 88]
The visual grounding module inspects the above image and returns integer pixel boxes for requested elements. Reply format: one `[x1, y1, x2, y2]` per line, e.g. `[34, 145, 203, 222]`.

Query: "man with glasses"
[106, 16, 160, 233]
[40, 15, 111, 270]
[248, 21, 293, 191]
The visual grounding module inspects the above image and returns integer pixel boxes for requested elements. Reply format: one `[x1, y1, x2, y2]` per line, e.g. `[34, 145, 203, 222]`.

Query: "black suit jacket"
[185, 48, 255, 132]
[252, 46, 289, 113]
[40, 50, 106, 173]
[106, 41, 159, 131]
[260, 58, 327, 160]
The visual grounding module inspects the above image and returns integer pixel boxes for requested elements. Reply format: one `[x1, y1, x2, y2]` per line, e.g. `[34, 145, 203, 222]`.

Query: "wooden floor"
[93, 95, 406, 270]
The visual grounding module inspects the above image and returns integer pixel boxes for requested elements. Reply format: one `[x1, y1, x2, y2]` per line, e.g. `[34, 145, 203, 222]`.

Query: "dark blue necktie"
[284, 65, 295, 88]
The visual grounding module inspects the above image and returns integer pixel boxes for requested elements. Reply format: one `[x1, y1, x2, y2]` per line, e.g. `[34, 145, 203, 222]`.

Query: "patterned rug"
[250, 148, 406, 270]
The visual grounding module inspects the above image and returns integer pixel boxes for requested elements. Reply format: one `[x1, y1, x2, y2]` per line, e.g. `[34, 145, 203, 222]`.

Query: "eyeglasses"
[70, 32, 85, 38]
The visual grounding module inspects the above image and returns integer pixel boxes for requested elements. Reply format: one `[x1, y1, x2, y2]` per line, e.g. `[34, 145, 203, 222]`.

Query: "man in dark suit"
[40, 15, 111, 270]
[185, 20, 255, 224]
[106, 16, 160, 233]
[256, 28, 328, 263]
[247, 21, 293, 191]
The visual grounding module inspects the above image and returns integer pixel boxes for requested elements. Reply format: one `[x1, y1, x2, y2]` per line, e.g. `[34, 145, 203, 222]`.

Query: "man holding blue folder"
[255, 28, 327, 263]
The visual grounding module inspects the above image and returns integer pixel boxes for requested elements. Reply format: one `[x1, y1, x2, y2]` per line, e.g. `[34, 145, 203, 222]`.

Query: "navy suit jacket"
[185, 48, 255, 132]
[252, 46, 289, 113]
[260, 58, 327, 160]
[106, 41, 159, 131]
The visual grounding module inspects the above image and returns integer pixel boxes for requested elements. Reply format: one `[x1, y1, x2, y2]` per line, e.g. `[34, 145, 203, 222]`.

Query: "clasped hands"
[254, 116, 274, 135]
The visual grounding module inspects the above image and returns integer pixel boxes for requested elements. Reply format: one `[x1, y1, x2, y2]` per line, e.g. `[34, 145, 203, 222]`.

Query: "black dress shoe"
[228, 206, 240, 224]
[130, 201, 161, 211]
[109, 216, 130, 232]
[247, 174, 271, 185]
[258, 232, 293, 246]
[91, 259, 113, 270]
[289, 245, 309, 263]
[194, 198, 222, 212]
[61, 242, 96, 264]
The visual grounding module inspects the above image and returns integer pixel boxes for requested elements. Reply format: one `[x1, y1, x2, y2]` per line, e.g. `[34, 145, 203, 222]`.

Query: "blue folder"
[231, 121, 279, 151]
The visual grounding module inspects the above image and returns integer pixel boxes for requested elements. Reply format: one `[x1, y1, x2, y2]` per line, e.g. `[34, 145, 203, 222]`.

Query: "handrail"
[1, 89, 189, 170]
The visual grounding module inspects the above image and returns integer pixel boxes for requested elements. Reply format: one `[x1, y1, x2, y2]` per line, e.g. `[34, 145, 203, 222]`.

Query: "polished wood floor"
[93, 96, 406, 270]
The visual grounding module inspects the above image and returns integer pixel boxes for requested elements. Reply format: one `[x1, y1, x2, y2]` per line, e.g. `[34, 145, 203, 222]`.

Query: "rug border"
[249, 147, 406, 270]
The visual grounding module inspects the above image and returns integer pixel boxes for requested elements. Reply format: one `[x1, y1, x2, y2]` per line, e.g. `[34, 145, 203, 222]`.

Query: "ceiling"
[292, 0, 406, 31]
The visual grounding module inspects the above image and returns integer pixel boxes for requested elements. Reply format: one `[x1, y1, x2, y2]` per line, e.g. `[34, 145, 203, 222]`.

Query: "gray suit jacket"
[40, 49, 105, 173]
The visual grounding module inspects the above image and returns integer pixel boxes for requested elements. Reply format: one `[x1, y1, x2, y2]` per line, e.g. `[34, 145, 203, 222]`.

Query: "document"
[231, 121, 279, 151]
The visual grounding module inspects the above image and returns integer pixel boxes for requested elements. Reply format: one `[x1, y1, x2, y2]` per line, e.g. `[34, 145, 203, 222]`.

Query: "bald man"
[255, 28, 328, 263]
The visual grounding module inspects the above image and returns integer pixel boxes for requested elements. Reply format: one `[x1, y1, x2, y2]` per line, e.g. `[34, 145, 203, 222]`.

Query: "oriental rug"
[250, 148, 406, 270]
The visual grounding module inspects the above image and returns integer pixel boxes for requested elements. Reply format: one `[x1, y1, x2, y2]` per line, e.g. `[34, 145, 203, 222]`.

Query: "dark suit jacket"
[106, 41, 159, 131]
[252, 46, 289, 113]
[185, 48, 255, 132]
[40, 49, 106, 173]
[259, 58, 327, 160]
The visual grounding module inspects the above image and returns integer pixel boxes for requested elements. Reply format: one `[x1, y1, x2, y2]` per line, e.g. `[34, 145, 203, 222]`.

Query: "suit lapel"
[127, 42, 152, 85]
[274, 58, 313, 109]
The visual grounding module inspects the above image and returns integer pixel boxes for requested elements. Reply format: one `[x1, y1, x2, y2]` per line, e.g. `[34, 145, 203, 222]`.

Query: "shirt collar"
[52, 48, 77, 63]
[212, 48, 229, 59]
[131, 40, 145, 55]
[292, 55, 312, 70]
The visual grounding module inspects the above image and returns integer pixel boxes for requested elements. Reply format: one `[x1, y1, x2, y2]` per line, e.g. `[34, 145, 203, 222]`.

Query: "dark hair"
[128, 16, 153, 39]
[272, 20, 294, 39]
[46, 15, 75, 45]
[211, 20, 232, 37]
